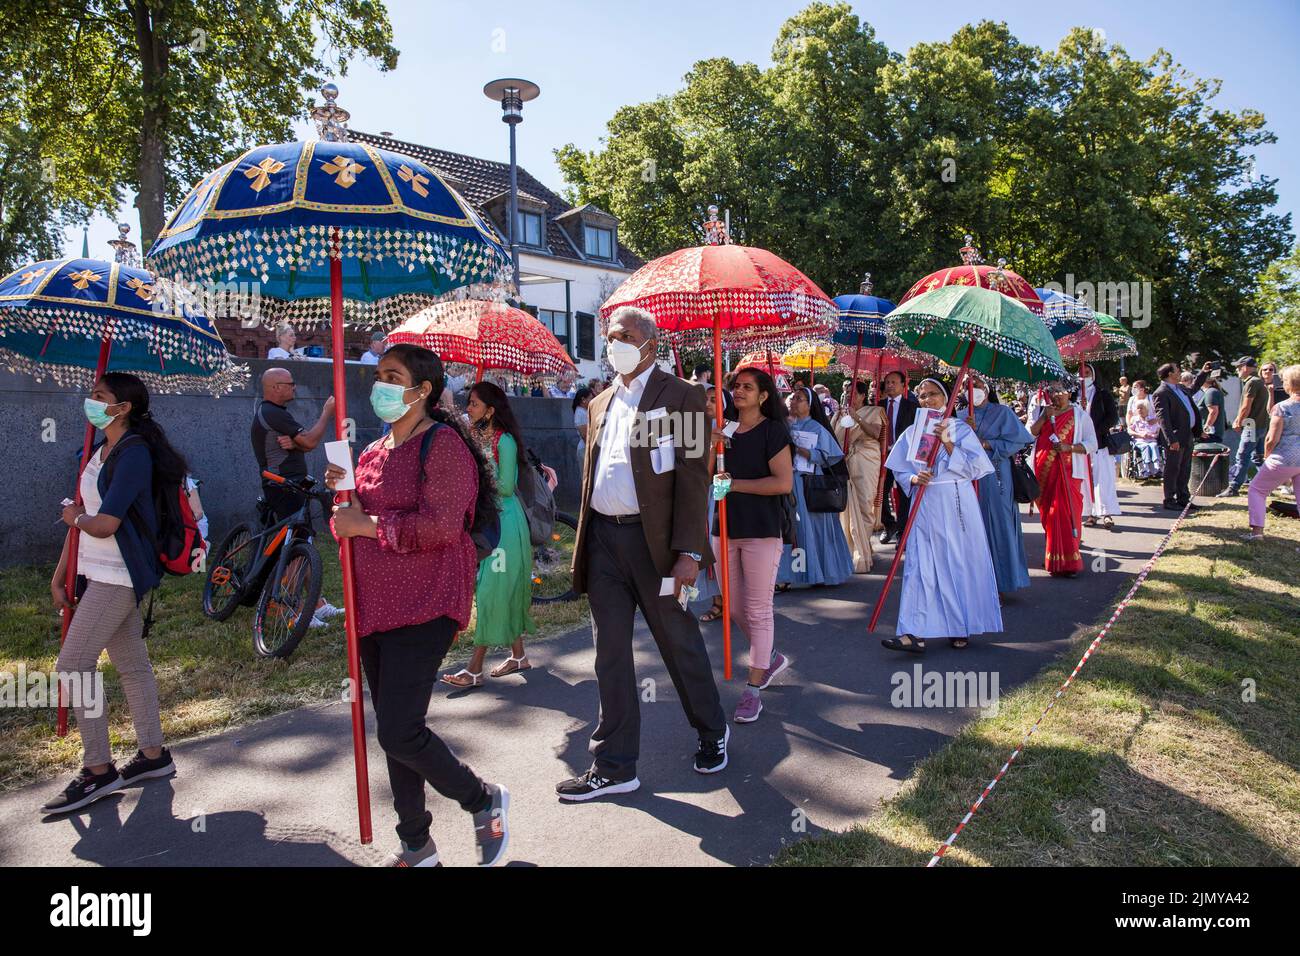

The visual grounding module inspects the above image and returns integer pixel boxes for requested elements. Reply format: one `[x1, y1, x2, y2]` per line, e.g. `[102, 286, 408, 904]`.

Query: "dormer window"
[584, 225, 614, 260]
[516, 210, 544, 247]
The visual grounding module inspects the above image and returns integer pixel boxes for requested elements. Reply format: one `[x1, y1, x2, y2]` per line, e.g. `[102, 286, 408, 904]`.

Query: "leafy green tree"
[0, 0, 398, 262]
[559, 5, 1293, 369]
[1249, 245, 1300, 365]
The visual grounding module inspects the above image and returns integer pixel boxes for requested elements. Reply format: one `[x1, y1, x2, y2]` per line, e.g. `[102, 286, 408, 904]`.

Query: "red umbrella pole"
[475, 362, 485, 384]
[868, 340, 976, 633]
[329, 227, 373, 845]
[809, 354, 814, 390]
[57, 334, 113, 736]
[672, 342, 684, 379]
[842, 331, 864, 453]
[872, 350, 889, 518]
[968, 376, 979, 499]
[1079, 375, 1095, 510]
[714, 319, 732, 680]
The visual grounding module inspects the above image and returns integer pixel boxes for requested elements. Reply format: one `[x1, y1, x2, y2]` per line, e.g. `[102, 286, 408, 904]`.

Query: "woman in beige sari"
[833, 379, 885, 573]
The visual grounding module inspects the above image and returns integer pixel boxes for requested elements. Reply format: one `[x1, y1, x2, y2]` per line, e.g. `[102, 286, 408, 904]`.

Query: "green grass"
[775, 496, 1300, 867]
[0, 545, 588, 793]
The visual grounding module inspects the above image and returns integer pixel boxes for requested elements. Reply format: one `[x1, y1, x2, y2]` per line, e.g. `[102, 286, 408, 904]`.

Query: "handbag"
[1105, 428, 1132, 456]
[1009, 450, 1040, 504]
[803, 458, 849, 513]
[779, 492, 799, 547]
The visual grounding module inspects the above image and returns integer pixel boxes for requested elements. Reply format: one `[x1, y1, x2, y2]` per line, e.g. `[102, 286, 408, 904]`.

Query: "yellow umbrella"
[781, 339, 836, 386]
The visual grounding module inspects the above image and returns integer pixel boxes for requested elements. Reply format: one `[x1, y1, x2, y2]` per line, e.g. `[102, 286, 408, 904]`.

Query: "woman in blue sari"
[777, 386, 854, 589]
[964, 373, 1033, 595]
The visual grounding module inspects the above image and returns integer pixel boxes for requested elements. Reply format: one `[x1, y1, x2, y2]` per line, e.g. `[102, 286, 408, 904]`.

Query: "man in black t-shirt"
[252, 367, 335, 520]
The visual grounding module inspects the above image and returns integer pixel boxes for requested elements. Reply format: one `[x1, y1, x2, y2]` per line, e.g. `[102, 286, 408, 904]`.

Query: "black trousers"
[1162, 439, 1193, 505]
[879, 470, 911, 533]
[586, 516, 726, 781]
[359, 618, 490, 847]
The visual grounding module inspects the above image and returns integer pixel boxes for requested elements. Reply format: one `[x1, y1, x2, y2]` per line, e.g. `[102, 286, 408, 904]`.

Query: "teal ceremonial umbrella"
[868, 283, 1068, 632]
[146, 85, 511, 844]
[0, 256, 246, 734]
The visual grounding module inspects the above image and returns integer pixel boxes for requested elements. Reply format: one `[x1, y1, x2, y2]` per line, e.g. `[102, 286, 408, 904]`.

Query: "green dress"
[474, 431, 537, 647]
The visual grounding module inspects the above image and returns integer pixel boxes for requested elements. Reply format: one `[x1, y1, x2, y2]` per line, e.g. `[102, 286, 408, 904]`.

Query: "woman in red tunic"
[1030, 383, 1091, 576]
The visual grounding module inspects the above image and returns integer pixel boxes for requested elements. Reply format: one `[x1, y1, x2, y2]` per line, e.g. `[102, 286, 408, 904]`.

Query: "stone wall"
[0, 359, 581, 568]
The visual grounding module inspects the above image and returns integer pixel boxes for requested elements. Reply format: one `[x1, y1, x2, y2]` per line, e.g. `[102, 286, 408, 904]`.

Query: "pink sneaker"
[734, 688, 762, 723]
[757, 651, 789, 690]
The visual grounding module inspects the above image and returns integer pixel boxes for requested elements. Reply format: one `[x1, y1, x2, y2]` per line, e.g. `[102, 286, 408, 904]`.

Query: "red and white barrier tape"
[926, 454, 1227, 867]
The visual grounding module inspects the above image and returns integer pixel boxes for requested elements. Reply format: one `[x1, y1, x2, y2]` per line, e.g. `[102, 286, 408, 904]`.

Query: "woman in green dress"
[442, 382, 537, 687]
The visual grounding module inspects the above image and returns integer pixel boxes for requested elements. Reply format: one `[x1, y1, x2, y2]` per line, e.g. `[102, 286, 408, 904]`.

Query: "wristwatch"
[681, 551, 702, 563]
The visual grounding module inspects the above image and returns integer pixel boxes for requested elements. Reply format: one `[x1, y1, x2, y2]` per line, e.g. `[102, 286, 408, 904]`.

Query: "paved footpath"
[1, 484, 1179, 867]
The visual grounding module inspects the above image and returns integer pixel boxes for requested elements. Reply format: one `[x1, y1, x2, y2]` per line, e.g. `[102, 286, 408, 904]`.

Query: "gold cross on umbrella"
[68, 269, 97, 290]
[19, 268, 46, 284]
[397, 164, 429, 197]
[245, 157, 286, 193]
[322, 155, 365, 188]
[126, 276, 155, 301]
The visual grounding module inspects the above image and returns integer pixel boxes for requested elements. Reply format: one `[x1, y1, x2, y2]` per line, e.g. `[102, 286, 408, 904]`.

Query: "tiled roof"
[350, 129, 642, 271]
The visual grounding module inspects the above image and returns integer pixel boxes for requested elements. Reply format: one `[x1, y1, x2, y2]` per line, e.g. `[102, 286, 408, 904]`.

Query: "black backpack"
[517, 447, 556, 547]
[417, 423, 501, 561]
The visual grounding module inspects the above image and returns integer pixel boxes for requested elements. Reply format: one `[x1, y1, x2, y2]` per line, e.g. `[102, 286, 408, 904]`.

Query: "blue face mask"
[369, 381, 420, 423]
[84, 398, 121, 430]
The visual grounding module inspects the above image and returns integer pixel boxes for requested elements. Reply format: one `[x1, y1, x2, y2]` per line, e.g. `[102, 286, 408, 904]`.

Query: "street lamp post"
[484, 78, 540, 295]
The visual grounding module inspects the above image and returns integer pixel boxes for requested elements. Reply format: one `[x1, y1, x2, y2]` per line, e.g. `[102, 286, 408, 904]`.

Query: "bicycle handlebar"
[261, 471, 286, 484]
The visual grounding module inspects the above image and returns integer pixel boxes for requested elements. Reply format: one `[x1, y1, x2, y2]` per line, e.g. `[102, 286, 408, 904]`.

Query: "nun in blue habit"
[963, 372, 1034, 594]
[777, 386, 854, 589]
[881, 377, 1003, 652]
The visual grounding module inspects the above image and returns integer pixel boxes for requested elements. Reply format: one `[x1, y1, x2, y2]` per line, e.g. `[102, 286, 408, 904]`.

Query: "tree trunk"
[132, 0, 170, 253]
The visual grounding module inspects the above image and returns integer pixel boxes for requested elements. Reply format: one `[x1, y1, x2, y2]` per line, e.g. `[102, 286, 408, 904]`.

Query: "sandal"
[774, 583, 791, 595]
[1083, 516, 1098, 527]
[440, 669, 484, 688]
[881, 635, 926, 654]
[949, 638, 970, 649]
[1101, 516, 1115, 529]
[699, 599, 725, 623]
[490, 655, 531, 678]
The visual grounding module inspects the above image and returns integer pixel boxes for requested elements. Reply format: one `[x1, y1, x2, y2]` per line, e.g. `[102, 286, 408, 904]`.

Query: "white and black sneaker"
[555, 770, 641, 802]
[472, 784, 510, 867]
[693, 725, 730, 774]
[40, 766, 124, 815]
[120, 748, 176, 785]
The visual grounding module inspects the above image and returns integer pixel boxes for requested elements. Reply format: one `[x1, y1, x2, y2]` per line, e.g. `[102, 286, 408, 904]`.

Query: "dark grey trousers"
[1163, 440, 1193, 505]
[586, 515, 726, 781]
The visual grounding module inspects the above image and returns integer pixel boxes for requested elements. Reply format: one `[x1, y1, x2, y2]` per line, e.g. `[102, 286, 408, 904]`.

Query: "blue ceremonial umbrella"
[145, 85, 512, 845]
[832, 273, 895, 349]
[0, 256, 246, 736]
[1034, 287, 1103, 358]
[0, 257, 246, 395]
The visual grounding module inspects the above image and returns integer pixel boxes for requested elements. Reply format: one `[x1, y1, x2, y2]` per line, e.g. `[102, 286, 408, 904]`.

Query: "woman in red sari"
[1030, 383, 1097, 577]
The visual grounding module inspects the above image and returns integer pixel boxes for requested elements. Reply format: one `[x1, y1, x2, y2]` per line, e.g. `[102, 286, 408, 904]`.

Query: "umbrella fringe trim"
[0, 347, 250, 396]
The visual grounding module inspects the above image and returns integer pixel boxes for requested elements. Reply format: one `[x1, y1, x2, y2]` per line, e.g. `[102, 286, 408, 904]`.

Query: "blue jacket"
[88, 433, 162, 604]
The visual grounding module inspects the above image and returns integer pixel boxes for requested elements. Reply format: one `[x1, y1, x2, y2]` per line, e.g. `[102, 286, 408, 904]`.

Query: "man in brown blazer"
[556, 306, 728, 801]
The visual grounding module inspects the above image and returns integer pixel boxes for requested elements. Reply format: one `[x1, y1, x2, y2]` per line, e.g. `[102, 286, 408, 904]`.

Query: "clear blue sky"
[67, 0, 1299, 260]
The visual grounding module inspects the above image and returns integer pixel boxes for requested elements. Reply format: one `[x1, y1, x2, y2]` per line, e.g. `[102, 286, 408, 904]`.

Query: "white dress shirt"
[590, 365, 654, 516]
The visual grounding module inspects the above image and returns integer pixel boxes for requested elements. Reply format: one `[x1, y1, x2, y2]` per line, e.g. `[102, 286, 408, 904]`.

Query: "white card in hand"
[659, 577, 675, 597]
[722, 421, 740, 438]
[323, 440, 355, 491]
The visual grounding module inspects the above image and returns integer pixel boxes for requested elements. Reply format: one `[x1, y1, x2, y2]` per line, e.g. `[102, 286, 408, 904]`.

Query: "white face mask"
[971, 388, 988, 407]
[606, 337, 648, 376]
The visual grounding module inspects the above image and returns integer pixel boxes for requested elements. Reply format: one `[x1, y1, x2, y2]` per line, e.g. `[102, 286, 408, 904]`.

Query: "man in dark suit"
[1152, 361, 1208, 510]
[557, 306, 727, 802]
[876, 370, 919, 543]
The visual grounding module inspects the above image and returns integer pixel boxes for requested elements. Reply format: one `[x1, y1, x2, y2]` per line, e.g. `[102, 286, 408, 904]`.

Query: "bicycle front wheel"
[253, 540, 323, 659]
[531, 511, 579, 604]
[203, 522, 255, 621]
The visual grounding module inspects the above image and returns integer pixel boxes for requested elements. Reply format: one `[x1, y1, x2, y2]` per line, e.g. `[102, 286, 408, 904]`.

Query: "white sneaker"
[315, 602, 345, 620]
[309, 613, 329, 628]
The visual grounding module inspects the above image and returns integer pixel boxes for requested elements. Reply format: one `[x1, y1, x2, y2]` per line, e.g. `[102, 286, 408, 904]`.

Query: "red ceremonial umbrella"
[600, 215, 837, 679]
[386, 298, 576, 386]
[734, 350, 794, 377]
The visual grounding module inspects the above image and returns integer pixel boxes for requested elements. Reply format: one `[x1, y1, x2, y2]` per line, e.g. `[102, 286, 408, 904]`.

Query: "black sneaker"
[120, 748, 176, 785]
[40, 766, 123, 815]
[472, 784, 510, 867]
[555, 770, 641, 802]
[693, 725, 730, 774]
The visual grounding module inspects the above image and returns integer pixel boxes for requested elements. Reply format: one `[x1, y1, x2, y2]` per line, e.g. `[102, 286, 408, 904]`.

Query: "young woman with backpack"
[442, 382, 537, 687]
[43, 372, 181, 814]
[323, 344, 510, 867]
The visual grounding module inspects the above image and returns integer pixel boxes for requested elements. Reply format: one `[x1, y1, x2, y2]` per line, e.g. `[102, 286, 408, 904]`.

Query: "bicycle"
[530, 510, 579, 604]
[202, 470, 326, 659]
